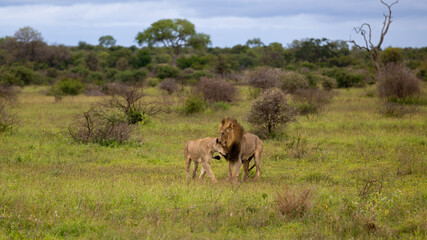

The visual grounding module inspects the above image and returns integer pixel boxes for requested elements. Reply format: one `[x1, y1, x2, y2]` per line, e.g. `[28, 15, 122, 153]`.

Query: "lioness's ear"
[216, 138, 219, 143]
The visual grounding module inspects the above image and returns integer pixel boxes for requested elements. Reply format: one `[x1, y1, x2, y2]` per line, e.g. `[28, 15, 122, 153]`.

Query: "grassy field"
[0, 85, 426, 239]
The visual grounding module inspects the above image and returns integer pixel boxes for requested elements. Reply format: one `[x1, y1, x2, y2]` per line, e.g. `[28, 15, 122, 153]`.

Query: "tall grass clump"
[276, 187, 313, 218]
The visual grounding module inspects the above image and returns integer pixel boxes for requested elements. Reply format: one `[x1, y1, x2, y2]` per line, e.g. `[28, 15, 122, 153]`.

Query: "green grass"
[0, 84, 426, 239]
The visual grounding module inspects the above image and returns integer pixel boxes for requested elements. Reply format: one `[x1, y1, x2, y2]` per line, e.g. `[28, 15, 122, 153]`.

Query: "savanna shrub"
[0, 101, 15, 132]
[147, 77, 161, 87]
[377, 63, 421, 102]
[292, 88, 334, 116]
[319, 75, 337, 91]
[86, 72, 105, 83]
[323, 68, 364, 88]
[248, 88, 295, 137]
[68, 107, 133, 145]
[9, 66, 46, 85]
[114, 69, 146, 83]
[244, 66, 282, 89]
[280, 71, 310, 94]
[182, 93, 207, 115]
[104, 83, 162, 124]
[156, 64, 180, 79]
[158, 78, 178, 95]
[56, 78, 85, 96]
[381, 47, 403, 66]
[196, 77, 236, 103]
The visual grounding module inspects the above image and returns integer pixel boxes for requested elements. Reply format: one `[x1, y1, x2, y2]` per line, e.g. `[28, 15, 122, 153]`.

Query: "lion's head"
[218, 118, 244, 152]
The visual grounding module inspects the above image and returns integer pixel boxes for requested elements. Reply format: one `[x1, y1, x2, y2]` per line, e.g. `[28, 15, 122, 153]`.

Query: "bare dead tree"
[348, 0, 398, 73]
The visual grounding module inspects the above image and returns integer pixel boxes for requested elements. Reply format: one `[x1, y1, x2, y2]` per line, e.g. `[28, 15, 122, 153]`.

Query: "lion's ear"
[229, 122, 233, 129]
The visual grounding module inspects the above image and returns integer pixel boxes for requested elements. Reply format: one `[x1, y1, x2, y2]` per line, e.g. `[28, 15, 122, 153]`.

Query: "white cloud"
[0, 0, 426, 47]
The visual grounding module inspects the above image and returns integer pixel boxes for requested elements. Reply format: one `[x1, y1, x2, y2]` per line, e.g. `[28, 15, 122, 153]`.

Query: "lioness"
[218, 118, 263, 181]
[184, 137, 227, 183]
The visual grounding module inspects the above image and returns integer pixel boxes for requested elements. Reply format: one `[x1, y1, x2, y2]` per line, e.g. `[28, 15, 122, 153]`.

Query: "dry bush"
[158, 78, 178, 95]
[292, 88, 334, 116]
[104, 82, 163, 124]
[68, 107, 133, 145]
[280, 71, 309, 94]
[0, 101, 16, 132]
[0, 84, 19, 103]
[196, 77, 236, 103]
[276, 187, 313, 218]
[244, 66, 282, 89]
[248, 88, 295, 137]
[377, 63, 421, 101]
[0, 84, 18, 132]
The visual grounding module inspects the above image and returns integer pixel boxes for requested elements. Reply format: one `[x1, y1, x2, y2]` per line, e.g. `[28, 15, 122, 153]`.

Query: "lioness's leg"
[243, 160, 250, 181]
[199, 166, 206, 180]
[192, 162, 199, 179]
[254, 150, 262, 181]
[185, 156, 192, 180]
[201, 160, 217, 183]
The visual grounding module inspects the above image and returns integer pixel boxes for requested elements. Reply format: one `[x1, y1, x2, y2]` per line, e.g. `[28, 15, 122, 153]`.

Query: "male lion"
[184, 137, 227, 183]
[218, 118, 263, 181]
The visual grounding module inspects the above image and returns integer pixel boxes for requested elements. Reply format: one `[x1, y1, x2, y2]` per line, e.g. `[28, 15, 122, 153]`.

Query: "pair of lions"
[184, 118, 263, 183]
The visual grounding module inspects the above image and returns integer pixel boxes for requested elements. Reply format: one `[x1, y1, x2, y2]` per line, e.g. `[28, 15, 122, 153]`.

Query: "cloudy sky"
[0, 0, 426, 48]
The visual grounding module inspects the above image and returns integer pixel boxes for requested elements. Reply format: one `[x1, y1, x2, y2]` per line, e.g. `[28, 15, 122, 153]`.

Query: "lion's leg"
[243, 160, 249, 181]
[185, 155, 192, 180]
[192, 162, 199, 180]
[201, 160, 217, 183]
[228, 161, 234, 180]
[232, 159, 242, 182]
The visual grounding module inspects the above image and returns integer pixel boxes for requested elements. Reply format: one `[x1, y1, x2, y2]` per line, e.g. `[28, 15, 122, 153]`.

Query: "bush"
[158, 78, 178, 95]
[87, 72, 105, 84]
[56, 78, 85, 96]
[147, 77, 161, 87]
[182, 94, 207, 115]
[381, 47, 403, 66]
[292, 88, 334, 116]
[104, 83, 162, 124]
[68, 107, 133, 145]
[280, 71, 310, 94]
[156, 64, 180, 79]
[323, 68, 365, 88]
[244, 67, 282, 89]
[8, 66, 46, 86]
[114, 69, 146, 83]
[196, 77, 236, 103]
[248, 88, 295, 137]
[377, 63, 421, 102]
[319, 75, 337, 91]
[0, 101, 15, 132]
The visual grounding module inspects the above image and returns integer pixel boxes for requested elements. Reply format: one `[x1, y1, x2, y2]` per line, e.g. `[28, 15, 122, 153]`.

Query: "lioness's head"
[214, 138, 227, 156]
[218, 118, 244, 150]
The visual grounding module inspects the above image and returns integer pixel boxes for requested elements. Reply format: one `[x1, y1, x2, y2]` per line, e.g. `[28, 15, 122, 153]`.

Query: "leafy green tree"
[136, 19, 211, 66]
[98, 35, 116, 48]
